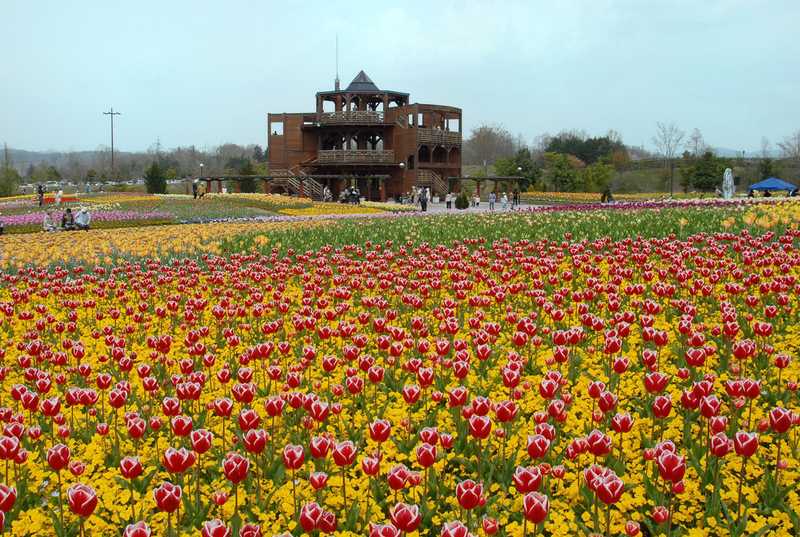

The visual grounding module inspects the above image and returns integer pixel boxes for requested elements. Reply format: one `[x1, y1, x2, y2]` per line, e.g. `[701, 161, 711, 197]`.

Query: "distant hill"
[4, 148, 121, 168]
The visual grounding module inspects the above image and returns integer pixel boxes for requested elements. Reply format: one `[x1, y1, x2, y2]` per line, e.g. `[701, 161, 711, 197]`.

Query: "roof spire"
[334, 35, 340, 91]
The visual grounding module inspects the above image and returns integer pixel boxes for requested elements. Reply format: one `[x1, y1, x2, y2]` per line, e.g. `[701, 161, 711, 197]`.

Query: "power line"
[103, 107, 121, 180]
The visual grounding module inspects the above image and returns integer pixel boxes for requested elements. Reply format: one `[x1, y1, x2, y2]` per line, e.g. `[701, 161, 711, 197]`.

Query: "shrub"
[455, 192, 470, 209]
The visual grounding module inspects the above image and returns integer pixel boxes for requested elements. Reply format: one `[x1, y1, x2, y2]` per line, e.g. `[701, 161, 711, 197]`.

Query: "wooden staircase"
[416, 169, 448, 196]
[269, 169, 324, 201]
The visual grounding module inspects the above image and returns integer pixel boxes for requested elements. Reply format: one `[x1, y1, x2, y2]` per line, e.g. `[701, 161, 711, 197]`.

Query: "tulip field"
[0, 198, 798, 537]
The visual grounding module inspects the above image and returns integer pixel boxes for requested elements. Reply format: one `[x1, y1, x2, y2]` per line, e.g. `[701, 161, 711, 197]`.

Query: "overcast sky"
[2, 0, 798, 153]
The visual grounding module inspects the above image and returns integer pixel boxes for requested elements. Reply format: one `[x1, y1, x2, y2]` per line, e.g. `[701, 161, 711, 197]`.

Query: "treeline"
[463, 124, 800, 193]
[3, 143, 268, 184]
[463, 125, 636, 192]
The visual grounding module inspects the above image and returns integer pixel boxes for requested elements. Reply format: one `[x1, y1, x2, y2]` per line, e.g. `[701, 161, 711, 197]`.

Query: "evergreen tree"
[144, 161, 167, 194]
[680, 151, 726, 192]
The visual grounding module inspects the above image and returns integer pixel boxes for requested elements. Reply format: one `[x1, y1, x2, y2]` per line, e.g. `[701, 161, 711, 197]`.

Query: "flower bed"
[0, 201, 797, 536]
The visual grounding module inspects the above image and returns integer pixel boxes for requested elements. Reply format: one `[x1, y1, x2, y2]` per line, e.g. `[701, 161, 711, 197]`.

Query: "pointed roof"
[345, 70, 380, 92]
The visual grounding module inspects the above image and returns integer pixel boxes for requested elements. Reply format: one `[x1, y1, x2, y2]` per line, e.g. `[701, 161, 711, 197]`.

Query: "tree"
[760, 137, 771, 159]
[144, 161, 166, 194]
[777, 130, 800, 160]
[580, 163, 614, 192]
[85, 169, 97, 182]
[544, 131, 626, 165]
[544, 152, 579, 192]
[652, 122, 685, 196]
[252, 145, 266, 163]
[758, 158, 780, 180]
[463, 124, 515, 166]
[680, 151, 726, 191]
[45, 166, 61, 181]
[164, 168, 178, 181]
[495, 148, 541, 191]
[0, 167, 21, 197]
[239, 160, 257, 193]
[685, 128, 706, 156]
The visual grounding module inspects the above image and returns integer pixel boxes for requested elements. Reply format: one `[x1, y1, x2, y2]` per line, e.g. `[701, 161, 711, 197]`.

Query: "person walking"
[419, 187, 428, 212]
[37, 184, 45, 207]
[513, 189, 520, 208]
[501, 192, 508, 210]
[489, 191, 496, 211]
[192, 179, 199, 199]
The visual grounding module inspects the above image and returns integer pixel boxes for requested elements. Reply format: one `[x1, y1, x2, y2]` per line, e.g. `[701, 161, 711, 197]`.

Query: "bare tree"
[777, 130, 800, 160]
[685, 128, 706, 156]
[760, 137, 771, 159]
[463, 124, 515, 167]
[652, 122, 685, 196]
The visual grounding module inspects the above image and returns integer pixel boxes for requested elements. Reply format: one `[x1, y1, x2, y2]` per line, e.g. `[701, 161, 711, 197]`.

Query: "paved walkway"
[409, 200, 533, 213]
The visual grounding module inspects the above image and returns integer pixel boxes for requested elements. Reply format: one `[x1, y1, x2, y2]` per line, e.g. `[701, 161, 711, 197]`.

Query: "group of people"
[487, 190, 521, 210]
[339, 186, 361, 204]
[747, 189, 797, 198]
[42, 207, 91, 232]
[403, 187, 432, 211]
[191, 180, 208, 199]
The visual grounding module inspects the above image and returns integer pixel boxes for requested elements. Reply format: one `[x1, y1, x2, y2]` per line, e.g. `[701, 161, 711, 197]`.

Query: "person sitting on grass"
[43, 210, 57, 232]
[75, 207, 91, 231]
[61, 208, 76, 230]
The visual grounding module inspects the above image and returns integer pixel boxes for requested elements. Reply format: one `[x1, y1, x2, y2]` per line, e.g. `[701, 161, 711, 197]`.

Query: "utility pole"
[103, 107, 121, 180]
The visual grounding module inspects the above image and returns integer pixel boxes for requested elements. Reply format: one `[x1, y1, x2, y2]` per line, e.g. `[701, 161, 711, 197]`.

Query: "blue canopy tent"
[748, 177, 797, 192]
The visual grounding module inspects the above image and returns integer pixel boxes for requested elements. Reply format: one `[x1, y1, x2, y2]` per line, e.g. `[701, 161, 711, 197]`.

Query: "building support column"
[234, 181, 241, 193]
[206, 179, 211, 194]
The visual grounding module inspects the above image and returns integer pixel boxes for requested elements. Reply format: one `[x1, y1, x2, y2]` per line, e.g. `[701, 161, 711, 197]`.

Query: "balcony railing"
[319, 111, 385, 125]
[417, 128, 461, 145]
[317, 150, 395, 164]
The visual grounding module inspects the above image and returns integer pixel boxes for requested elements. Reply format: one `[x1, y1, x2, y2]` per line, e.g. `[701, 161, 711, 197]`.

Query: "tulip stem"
[130, 478, 136, 521]
[774, 435, 782, 487]
[342, 466, 348, 516]
[736, 456, 748, 528]
[56, 470, 65, 535]
[291, 469, 297, 519]
[195, 455, 201, 519]
[666, 493, 672, 536]
[606, 503, 611, 537]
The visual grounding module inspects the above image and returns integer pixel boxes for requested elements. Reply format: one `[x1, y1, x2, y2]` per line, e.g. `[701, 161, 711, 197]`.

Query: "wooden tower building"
[267, 71, 462, 201]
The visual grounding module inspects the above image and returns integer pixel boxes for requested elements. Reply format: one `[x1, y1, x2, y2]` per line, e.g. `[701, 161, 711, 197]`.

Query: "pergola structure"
[195, 174, 391, 199]
[449, 176, 526, 197]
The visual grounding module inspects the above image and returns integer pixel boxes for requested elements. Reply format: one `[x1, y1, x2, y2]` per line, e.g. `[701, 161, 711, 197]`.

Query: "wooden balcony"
[317, 150, 396, 164]
[319, 111, 385, 125]
[417, 128, 461, 145]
